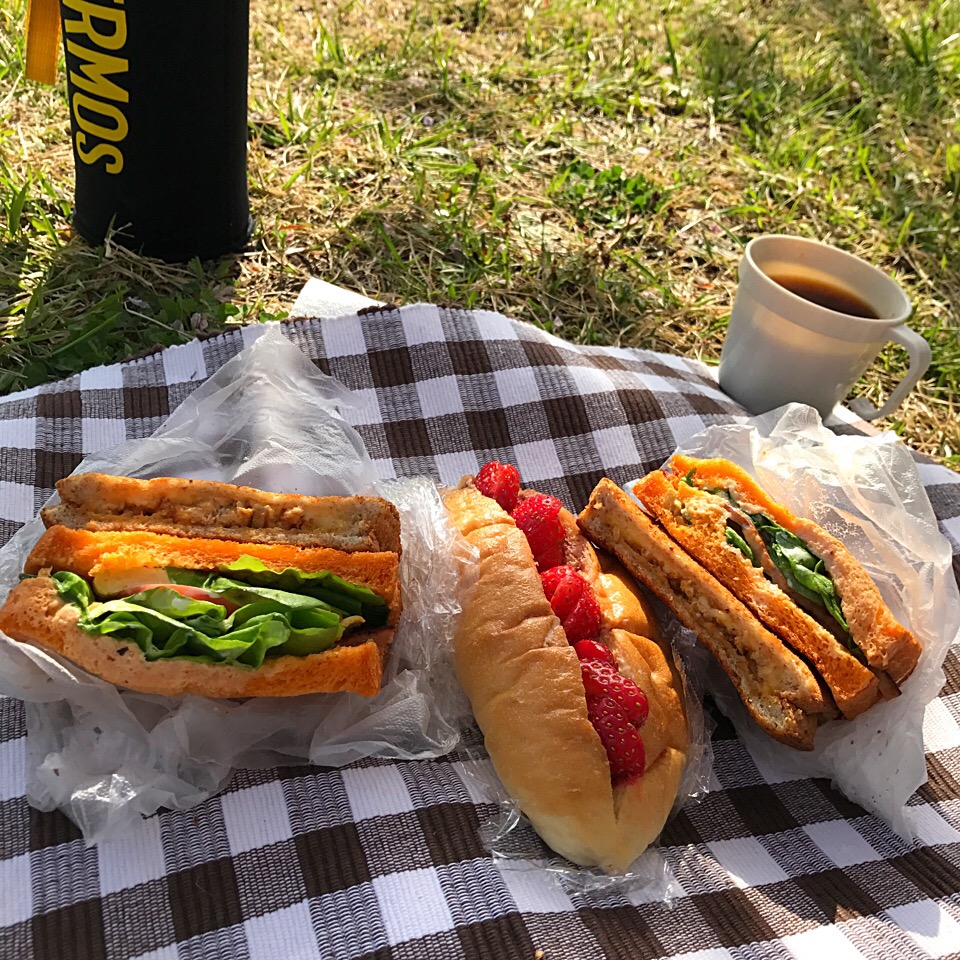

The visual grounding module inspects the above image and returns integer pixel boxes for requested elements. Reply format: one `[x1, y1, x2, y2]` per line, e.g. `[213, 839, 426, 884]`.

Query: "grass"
[0, 0, 959, 465]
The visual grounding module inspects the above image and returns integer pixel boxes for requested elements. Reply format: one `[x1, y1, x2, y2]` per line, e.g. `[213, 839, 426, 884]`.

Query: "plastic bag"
[646, 403, 960, 838]
[0, 326, 475, 842]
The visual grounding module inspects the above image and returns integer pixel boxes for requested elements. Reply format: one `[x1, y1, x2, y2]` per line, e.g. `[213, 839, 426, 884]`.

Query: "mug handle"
[847, 327, 932, 422]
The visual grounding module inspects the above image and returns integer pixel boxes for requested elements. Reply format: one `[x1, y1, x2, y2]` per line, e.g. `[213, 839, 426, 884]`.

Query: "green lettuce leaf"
[75, 588, 344, 666]
[49, 555, 388, 667]
[52, 571, 94, 609]
[748, 513, 850, 634]
[724, 525, 756, 565]
[170, 556, 390, 627]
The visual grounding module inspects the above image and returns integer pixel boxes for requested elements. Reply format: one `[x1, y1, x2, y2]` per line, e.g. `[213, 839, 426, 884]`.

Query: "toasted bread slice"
[0, 577, 393, 698]
[578, 479, 826, 751]
[633, 470, 881, 719]
[669, 456, 921, 685]
[42, 473, 401, 553]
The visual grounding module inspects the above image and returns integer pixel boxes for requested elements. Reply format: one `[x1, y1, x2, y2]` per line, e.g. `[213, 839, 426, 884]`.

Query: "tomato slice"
[122, 583, 240, 614]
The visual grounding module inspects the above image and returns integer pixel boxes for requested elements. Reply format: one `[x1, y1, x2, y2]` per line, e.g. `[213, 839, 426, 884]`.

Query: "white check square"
[0, 481, 37, 523]
[669, 414, 713, 447]
[322, 315, 368, 357]
[500, 863, 574, 914]
[941, 515, 960, 546]
[452, 759, 500, 805]
[647, 350, 696, 373]
[128, 948, 179, 960]
[472, 309, 520, 341]
[706, 837, 788, 888]
[0, 734, 26, 801]
[343, 766, 413, 822]
[79, 363, 124, 391]
[493, 367, 542, 408]
[0, 853, 31, 927]
[97, 816, 167, 895]
[0, 416, 35, 448]
[887, 899, 960, 958]
[911, 805, 960, 846]
[804, 820, 881, 868]
[666, 950, 732, 960]
[161, 340, 207, 385]
[373, 868, 454, 944]
[221, 780, 293, 857]
[240, 323, 268, 347]
[592, 426, 641, 469]
[369, 457, 398, 480]
[782, 923, 865, 960]
[432, 451, 480, 488]
[81, 417, 128, 454]
[401, 306, 445, 346]
[511, 441, 565, 484]
[416, 376, 464, 418]
[924, 699, 960, 753]
[342, 386, 382, 426]
[245, 901, 318, 960]
[567, 364, 614, 395]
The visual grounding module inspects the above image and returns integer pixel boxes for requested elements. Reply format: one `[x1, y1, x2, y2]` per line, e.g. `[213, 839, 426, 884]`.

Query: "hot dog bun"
[443, 484, 688, 873]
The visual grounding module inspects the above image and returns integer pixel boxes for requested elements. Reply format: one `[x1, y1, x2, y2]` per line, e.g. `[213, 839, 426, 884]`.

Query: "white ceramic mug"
[718, 235, 931, 420]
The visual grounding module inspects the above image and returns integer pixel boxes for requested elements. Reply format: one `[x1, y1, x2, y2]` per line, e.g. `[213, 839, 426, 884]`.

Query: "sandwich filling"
[38, 555, 389, 667]
[680, 470, 863, 661]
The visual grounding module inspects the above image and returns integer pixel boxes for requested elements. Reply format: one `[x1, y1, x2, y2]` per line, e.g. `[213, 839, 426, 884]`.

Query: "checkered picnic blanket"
[2, 304, 960, 960]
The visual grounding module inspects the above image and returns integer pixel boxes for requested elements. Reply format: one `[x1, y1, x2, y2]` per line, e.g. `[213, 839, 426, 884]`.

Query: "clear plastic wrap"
[0, 327, 475, 843]
[643, 403, 960, 838]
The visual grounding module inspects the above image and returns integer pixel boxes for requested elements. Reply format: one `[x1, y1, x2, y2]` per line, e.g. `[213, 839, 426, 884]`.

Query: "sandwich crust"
[578, 479, 825, 751]
[0, 578, 392, 698]
[634, 470, 881, 719]
[43, 473, 402, 553]
[444, 485, 688, 873]
[669, 455, 921, 685]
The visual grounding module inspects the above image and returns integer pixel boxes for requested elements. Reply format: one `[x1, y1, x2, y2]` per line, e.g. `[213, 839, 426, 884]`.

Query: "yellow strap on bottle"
[25, 0, 61, 85]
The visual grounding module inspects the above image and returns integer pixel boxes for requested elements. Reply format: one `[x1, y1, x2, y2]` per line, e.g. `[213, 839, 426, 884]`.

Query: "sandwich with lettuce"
[0, 473, 402, 698]
[578, 458, 921, 751]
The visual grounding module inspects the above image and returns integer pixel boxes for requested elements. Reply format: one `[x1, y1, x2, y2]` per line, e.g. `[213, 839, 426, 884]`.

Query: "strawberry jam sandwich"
[0, 473, 402, 698]
[444, 463, 689, 873]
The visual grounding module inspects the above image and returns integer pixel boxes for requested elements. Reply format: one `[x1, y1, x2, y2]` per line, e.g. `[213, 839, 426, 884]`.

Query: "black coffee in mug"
[766, 272, 880, 319]
[58, 0, 252, 261]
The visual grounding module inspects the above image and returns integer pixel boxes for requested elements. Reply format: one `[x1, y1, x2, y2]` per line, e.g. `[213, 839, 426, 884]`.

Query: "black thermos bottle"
[58, 0, 252, 261]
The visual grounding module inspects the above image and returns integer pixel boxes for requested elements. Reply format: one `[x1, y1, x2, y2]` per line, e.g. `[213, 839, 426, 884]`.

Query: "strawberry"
[586, 695, 646, 784]
[474, 461, 521, 513]
[580, 660, 649, 726]
[573, 639, 615, 665]
[512, 494, 564, 571]
[540, 565, 602, 642]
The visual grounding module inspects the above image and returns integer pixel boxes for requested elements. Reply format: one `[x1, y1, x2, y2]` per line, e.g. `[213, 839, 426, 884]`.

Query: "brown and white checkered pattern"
[2, 304, 960, 960]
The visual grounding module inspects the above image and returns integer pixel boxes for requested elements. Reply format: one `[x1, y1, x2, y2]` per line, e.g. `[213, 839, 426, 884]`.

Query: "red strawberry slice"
[512, 494, 564, 571]
[474, 461, 521, 513]
[573, 639, 615, 665]
[586, 695, 646, 784]
[540, 565, 602, 642]
[581, 660, 649, 726]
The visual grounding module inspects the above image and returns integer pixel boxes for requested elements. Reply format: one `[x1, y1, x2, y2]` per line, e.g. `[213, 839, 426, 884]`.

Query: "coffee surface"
[768, 272, 880, 319]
